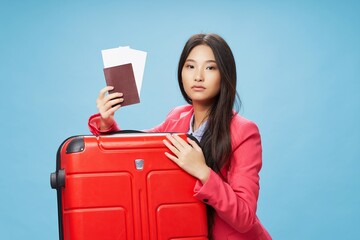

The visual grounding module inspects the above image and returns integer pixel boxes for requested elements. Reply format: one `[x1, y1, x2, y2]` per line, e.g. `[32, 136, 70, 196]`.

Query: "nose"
[194, 69, 204, 82]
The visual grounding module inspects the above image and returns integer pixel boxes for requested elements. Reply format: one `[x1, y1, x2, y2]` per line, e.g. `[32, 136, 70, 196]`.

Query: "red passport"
[103, 63, 140, 107]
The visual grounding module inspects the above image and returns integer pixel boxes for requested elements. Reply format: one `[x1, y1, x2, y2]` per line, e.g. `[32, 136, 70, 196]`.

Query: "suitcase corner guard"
[66, 136, 85, 154]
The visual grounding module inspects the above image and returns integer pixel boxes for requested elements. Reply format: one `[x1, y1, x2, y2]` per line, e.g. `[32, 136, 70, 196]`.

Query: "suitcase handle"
[50, 169, 65, 189]
[105, 130, 144, 135]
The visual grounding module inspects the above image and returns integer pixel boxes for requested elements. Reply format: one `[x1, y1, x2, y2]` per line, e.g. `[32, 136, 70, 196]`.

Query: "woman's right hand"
[96, 86, 124, 130]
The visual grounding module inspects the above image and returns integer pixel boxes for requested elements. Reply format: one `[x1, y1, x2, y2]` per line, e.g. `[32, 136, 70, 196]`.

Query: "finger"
[98, 86, 114, 100]
[163, 139, 180, 156]
[104, 92, 123, 102]
[187, 137, 202, 151]
[104, 97, 124, 109]
[166, 134, 185, 151]
[164, 152, 179, 163]
[106, 104, 121, 115]
[172, 134, 189, 149]
[99, 95, 122, 113]
[97, 87, 114, 107]
[97, 93, 123, 111]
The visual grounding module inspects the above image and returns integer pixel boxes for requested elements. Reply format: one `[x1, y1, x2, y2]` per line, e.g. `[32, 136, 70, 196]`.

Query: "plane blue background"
[1, 0, 359, 239]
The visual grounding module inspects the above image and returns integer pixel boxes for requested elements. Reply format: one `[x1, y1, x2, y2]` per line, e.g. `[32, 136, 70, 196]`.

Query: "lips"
[191, 85, 206, 91]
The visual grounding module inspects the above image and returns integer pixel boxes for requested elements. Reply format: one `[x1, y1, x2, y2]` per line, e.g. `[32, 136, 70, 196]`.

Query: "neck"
[192, 102, 211, 131]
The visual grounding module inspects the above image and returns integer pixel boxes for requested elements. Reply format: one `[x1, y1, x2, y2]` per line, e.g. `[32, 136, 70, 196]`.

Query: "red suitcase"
[50, 132, 208, 240]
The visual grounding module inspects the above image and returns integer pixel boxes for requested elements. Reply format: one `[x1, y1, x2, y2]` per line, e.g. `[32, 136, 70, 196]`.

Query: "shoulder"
[146, 105, 193, 133]
[230, 113, 261, 148]
[166, 104, 193, 119]
[230, 113, 259, 130]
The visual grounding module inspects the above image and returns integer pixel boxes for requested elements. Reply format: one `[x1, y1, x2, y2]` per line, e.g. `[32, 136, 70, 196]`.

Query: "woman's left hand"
[163, 134, 210, 184]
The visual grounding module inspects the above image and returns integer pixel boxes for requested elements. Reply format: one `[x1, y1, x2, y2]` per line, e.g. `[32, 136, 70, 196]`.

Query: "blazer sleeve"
[88, 113, 120, 135]
[193, 120, 262, 233]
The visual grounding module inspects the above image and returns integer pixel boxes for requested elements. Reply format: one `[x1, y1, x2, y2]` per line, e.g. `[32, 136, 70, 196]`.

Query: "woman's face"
[181, 44, 221, 107]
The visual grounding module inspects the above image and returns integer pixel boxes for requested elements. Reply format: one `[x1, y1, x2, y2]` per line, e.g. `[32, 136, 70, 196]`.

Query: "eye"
[185, 64, 194, 69]
[206, 65, 217, 70]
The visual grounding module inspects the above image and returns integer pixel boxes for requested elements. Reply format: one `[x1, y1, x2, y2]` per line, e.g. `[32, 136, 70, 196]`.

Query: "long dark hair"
[177, 33, 240, 239]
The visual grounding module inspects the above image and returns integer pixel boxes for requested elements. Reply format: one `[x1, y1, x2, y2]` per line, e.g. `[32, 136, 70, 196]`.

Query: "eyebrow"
[185, 59, 217, 63]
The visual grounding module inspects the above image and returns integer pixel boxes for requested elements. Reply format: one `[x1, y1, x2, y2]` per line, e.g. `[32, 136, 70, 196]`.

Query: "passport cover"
[103, 63, 140, 107]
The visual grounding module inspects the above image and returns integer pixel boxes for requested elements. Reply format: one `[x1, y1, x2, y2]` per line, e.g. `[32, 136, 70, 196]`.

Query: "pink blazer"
[89, 105, 272, 240]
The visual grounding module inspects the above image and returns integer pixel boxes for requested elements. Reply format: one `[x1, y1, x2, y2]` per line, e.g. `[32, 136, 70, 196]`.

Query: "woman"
[89, 33, 272, 240]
